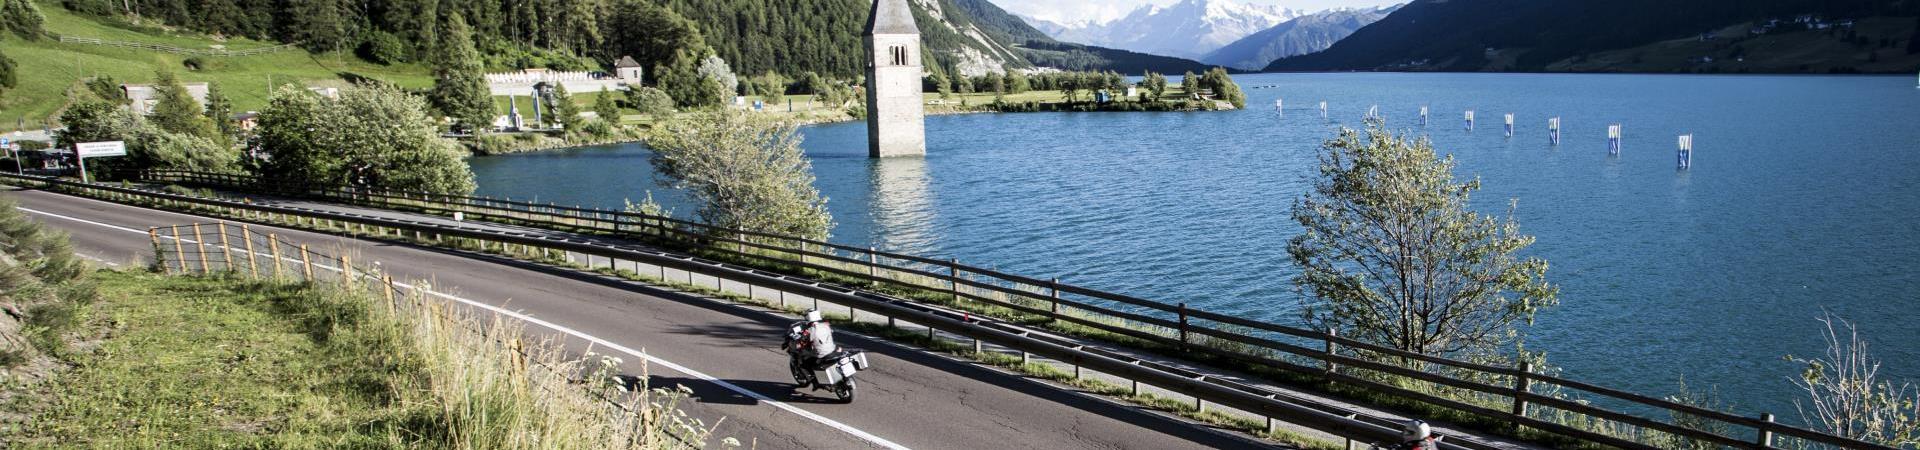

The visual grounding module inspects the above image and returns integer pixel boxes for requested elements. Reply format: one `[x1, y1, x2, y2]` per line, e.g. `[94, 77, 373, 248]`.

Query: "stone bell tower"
[865, 0, 925, 158]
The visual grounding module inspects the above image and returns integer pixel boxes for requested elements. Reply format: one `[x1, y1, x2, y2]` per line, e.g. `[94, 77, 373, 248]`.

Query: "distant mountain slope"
[1265, 0, 1920, 73]
[1202, 6, 1396, 70]
[934, 0, 1223, 75]
[1025, 0, 1299, 60]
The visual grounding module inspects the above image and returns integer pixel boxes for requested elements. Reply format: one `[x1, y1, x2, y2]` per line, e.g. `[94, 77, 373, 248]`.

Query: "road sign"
[74, 141, 128, 183]
[76, 141, 127, 158]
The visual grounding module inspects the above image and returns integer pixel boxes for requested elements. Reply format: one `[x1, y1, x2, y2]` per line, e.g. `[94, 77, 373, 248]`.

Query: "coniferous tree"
[2, 0, 46, 39]
[430, 16, 494, 133]
[548, 84, 580, 130]
[593, 87, 622, 124]
[203, 82, 236, 141]
[148, 71, 218, 140]
[657, 49, 719, 108]
[0, 49, 14, 97]
[294, 0, 348, 53]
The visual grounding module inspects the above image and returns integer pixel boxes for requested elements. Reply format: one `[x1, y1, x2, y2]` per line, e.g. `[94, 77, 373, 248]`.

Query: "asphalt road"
[6, 185, 1276, 450]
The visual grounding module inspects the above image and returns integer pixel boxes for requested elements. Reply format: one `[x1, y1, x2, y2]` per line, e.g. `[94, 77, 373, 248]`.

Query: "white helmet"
[806, 310, 824, 323]
[1402, 419, 1431, 440]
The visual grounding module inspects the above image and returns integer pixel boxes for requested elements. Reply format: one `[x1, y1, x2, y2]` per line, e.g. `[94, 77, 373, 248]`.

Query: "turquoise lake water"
[469, 73, 1920, 419]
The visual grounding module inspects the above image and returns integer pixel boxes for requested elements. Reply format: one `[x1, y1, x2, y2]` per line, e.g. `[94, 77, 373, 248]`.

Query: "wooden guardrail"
[131, 169, 1896, 450]
[57, 35, 297, 57]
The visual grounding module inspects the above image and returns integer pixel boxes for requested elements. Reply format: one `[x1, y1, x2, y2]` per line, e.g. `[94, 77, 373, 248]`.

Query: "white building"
[121, 83, 209, 114]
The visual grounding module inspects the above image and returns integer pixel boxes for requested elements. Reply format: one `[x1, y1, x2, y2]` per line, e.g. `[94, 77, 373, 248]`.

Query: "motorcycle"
[782, 320, 870, 402]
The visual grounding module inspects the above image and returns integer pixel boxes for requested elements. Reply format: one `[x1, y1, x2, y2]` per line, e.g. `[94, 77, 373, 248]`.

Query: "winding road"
[6, 185, 1278, 449]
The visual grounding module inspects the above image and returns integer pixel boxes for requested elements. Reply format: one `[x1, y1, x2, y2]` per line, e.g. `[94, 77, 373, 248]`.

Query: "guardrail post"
[1049, 277, 1061, 323]
[1178, 302, 1190, 350]
[1756, 413, 1775, 448]
[241, 225, 257, 278]
[217, 222, 233, 271]
[299, 244, 313, 281]
[1512, 362, 1534, 418]
[867, 247, 879, 283]
[192, 223, 209, 273]
[383, 275, 396, 312]
[269, 234, 283, 278]
[149, 228, 167, 274]
[341, 254, 354, 289]
[1325, 327, 1339, 378]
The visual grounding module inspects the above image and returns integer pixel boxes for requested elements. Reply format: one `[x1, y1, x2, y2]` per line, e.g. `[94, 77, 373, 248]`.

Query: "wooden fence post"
[191, 223, 209, 274]
[948, 258, 960, 302]
[269, 234, 283, 279]
[1049, 277, 1061, 323]
[242, 225, 258, 279]
[149, 228, 167, 274]
[1756, 413, 1775, 448]
[217, 222, 234, 271]
[299, 244, 314, 281]
[1325, 327, 1339, 377]
[341, 254, 353, 289]
[1178, 302, 1190, 349]
[1512, 362, 1534, 418]
[383, 275, 396, 313]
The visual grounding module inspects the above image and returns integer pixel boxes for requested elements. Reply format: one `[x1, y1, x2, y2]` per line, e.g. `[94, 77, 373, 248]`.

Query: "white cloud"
[994, 0, 1400, 25]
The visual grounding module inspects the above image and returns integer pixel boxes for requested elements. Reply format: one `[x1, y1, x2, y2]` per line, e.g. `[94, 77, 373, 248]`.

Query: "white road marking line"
[15, 204, 910, 450]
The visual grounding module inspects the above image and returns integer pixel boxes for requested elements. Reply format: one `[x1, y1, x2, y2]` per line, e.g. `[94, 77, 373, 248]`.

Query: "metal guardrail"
[34, 170, 1904, 449]
[5, 172, 1461, 449]
[56, 35, 297, 57]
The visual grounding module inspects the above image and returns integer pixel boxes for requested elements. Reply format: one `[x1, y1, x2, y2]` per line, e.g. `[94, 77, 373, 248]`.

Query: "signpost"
[1, 138, 15, 174]
[74, 141, 127, 183]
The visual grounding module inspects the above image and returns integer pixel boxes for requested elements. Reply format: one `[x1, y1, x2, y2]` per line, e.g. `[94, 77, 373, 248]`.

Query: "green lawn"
[6, 271, 434, 448]
[0, 3, 434, 132]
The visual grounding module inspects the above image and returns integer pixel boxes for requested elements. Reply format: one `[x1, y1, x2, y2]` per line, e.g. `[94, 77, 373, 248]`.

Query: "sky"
[991, 0, 1402, 24]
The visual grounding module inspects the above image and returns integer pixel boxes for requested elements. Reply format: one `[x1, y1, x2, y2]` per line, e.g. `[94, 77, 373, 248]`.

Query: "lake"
[469, 73, 1920, 419]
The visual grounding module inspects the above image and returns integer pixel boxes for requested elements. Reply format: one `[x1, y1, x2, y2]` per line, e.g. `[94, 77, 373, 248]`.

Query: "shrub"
[357, 31, 409, 65]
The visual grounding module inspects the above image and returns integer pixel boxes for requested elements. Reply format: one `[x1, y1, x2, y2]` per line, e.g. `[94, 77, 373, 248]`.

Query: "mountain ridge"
[1201, 6, 1396, 70]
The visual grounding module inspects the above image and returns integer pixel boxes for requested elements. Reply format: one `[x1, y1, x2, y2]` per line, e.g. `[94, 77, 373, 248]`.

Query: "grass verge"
[3, 269, 711, 449]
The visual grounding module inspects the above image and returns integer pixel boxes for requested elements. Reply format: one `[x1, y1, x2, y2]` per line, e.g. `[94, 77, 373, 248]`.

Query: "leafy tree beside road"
[256, 84, 475, 195]
[645, 110, 832, 240]
[1288, 120, 1557, 357]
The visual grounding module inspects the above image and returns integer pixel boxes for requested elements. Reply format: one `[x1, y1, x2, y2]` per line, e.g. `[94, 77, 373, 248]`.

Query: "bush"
[181, 56, 209, 71]
[627, 87, 675, 117]
[357, 31, 409, 65]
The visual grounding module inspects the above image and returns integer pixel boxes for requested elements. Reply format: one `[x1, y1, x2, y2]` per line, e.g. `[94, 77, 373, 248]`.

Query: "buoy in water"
[1549, 117, 1561, 145]
[1608, 124, 1622, 155]
[1677, 134, 1694, 170]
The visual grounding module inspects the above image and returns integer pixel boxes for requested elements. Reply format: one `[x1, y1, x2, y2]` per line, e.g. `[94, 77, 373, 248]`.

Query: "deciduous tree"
[257, 85, 475, 194]
[645, 110, 832, 240]
[1289, 120, 1557, 356]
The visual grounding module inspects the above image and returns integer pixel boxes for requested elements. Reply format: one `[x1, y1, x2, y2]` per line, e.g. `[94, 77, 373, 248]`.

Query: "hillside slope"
[1202, 7, 1394, 70]
[0, 6, 430, 132]
[1266, 0, 1920, 73]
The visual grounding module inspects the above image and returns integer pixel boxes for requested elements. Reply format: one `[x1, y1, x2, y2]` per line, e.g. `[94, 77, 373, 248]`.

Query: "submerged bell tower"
[865, 0, 925, 158]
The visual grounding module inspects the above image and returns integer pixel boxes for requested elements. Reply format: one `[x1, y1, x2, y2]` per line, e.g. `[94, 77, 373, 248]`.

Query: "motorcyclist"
[793, 310, 840, 371]
[1397, 419, 1443, 450]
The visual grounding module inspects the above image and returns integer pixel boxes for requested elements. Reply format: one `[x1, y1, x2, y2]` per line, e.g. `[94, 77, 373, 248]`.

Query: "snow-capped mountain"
[1021, 0, 1302, 60]
[1201, 6, 1398, 70]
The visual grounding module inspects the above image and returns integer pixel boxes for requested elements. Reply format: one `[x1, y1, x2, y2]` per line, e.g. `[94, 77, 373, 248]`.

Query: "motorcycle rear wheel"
[833, 379, 856, 403]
